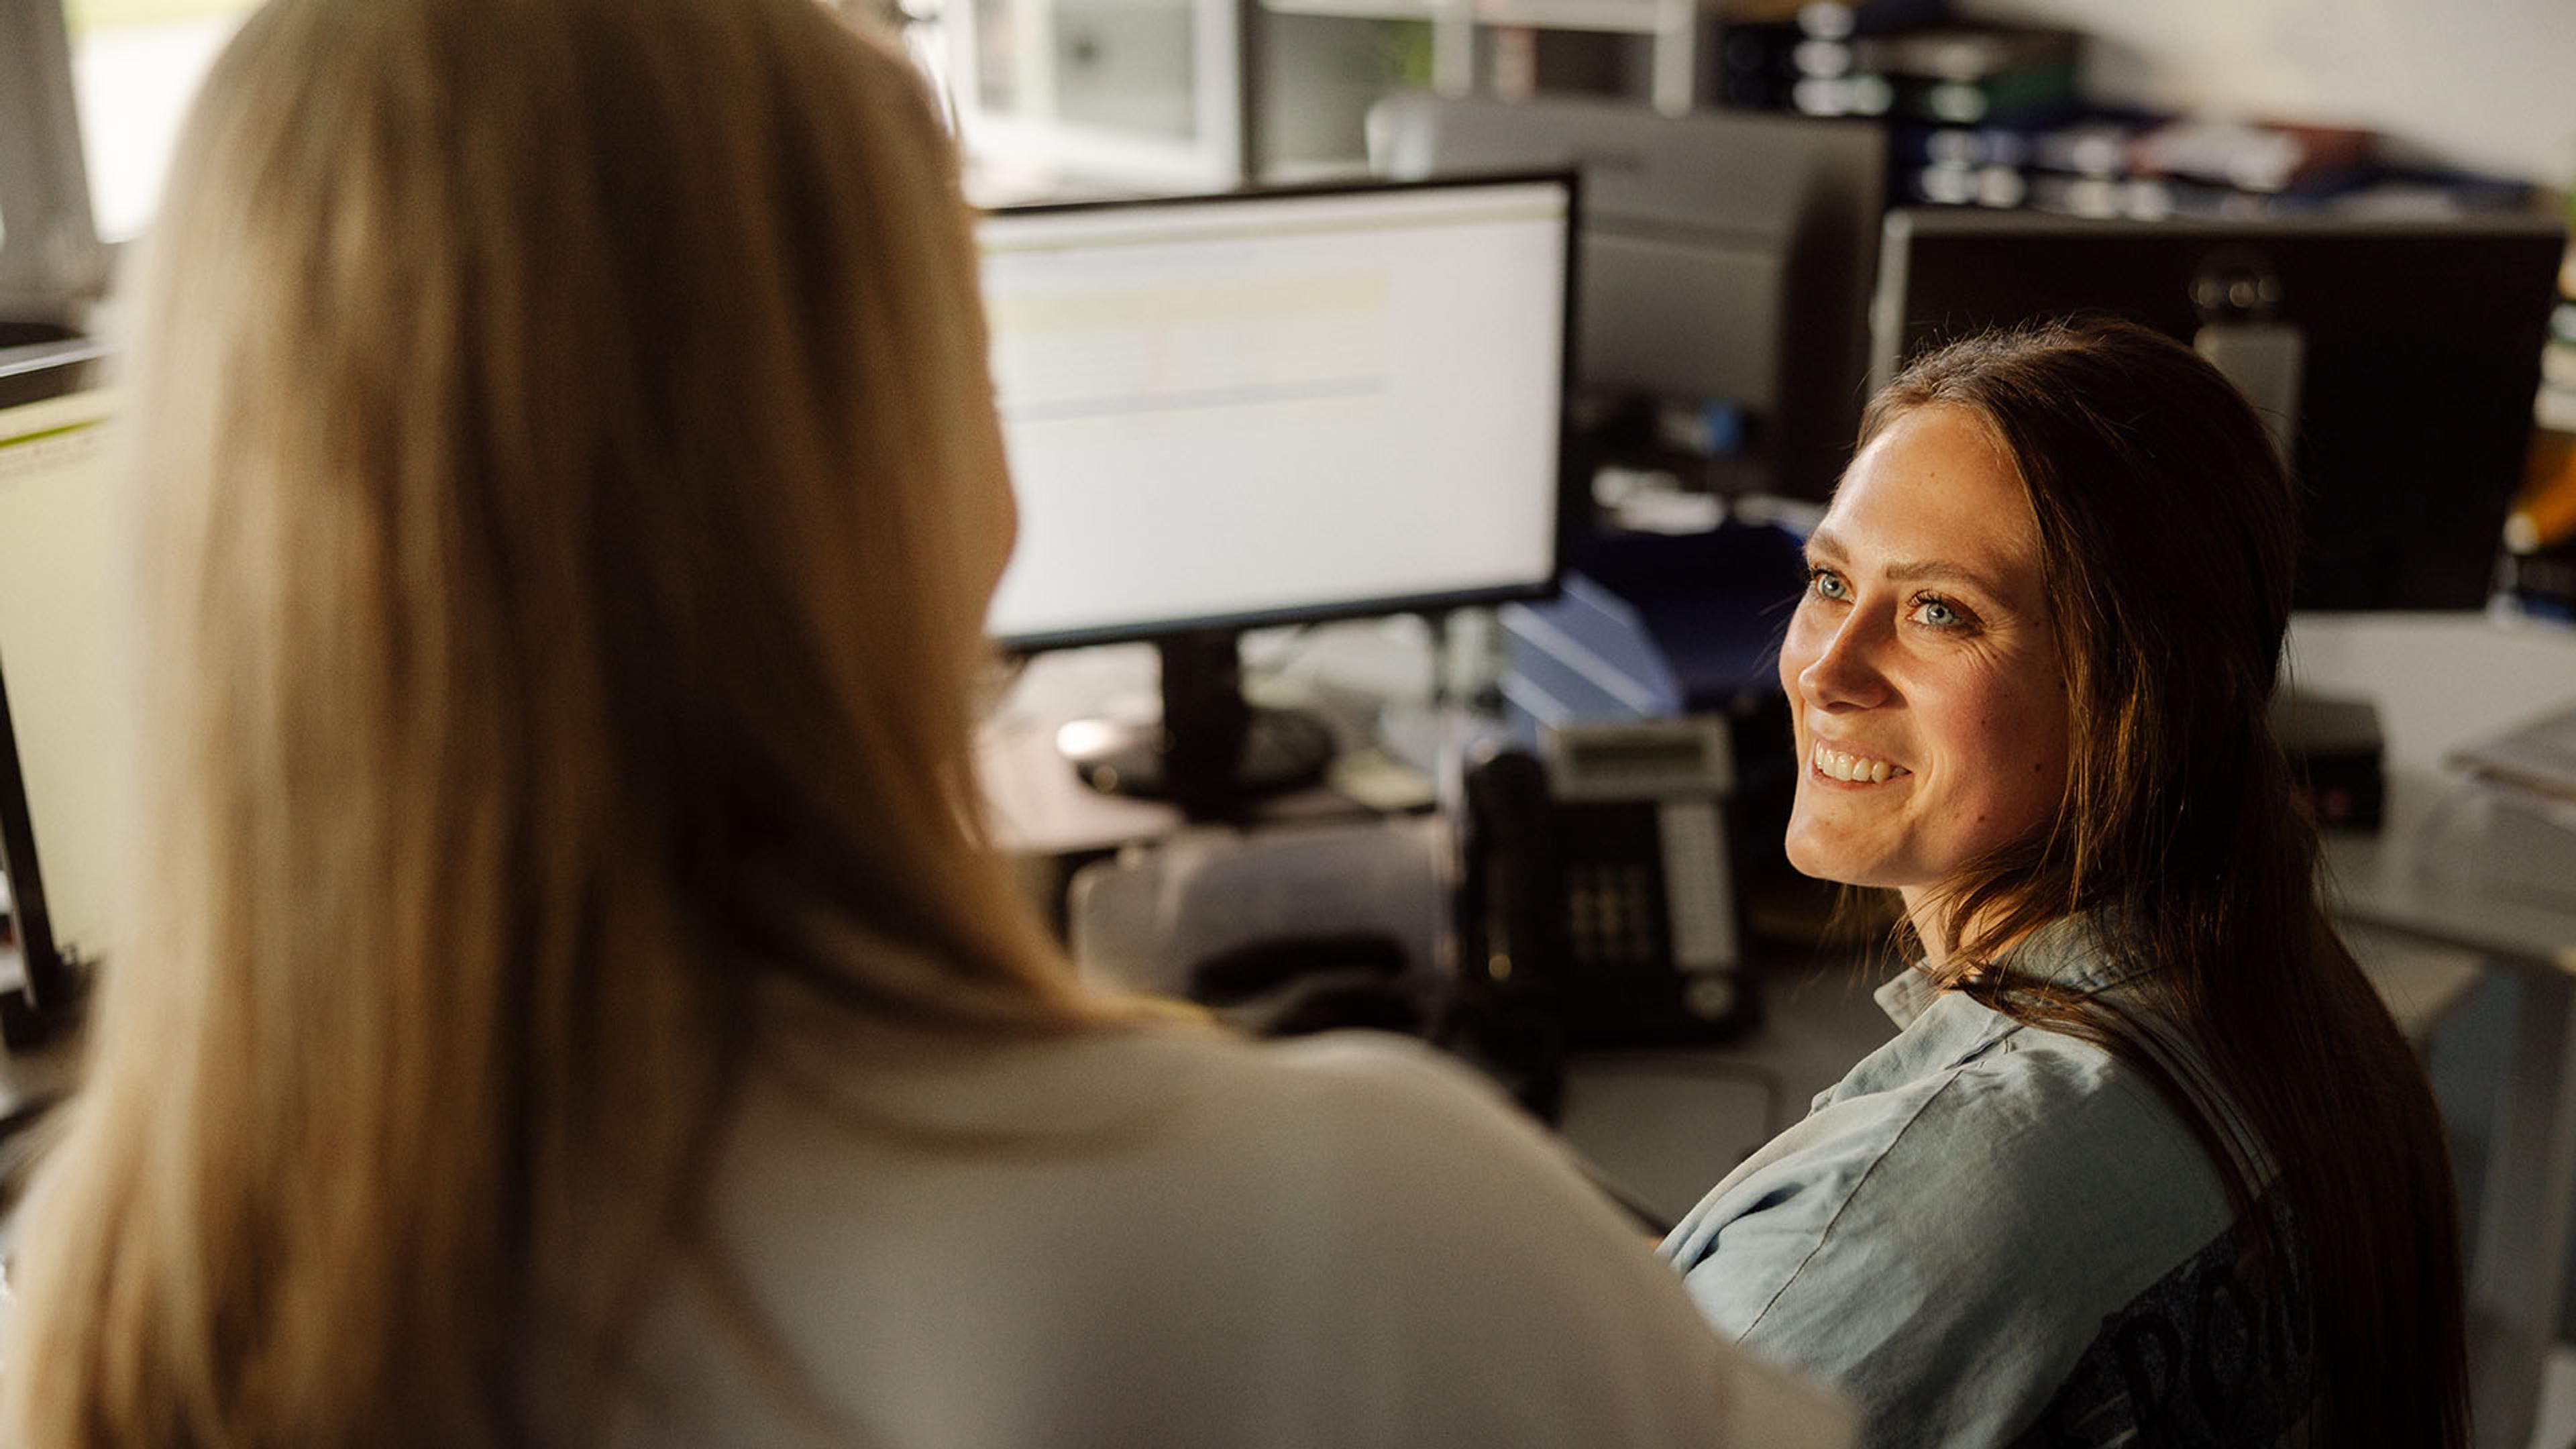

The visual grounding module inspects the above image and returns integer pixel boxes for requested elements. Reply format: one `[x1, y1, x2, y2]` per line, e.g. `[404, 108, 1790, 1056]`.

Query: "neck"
[1898, 885, 1949, 967]
[1904, 887, 2072, 982]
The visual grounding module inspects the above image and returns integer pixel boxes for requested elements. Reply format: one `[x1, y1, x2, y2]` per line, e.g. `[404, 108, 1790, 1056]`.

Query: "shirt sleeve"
[1657, 1044, 2238, 1449]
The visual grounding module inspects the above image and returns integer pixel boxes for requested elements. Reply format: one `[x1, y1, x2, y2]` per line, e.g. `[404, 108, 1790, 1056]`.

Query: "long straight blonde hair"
[5, 0, 1111, 1442]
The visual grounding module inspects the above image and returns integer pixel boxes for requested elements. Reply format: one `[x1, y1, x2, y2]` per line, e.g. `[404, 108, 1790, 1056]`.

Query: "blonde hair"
[5, 0, 1112, 1442]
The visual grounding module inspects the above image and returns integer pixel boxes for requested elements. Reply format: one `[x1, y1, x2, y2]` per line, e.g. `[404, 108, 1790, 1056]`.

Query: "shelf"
[1470, 0, 1678, 36]
[1258, 0, 1686, 35]
[1253, 0, 1701, 113]
[1258, 0, 1443, 21]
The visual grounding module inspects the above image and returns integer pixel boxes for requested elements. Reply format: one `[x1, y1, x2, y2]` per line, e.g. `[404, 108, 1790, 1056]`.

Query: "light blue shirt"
[1659, 920, 2310, 1447]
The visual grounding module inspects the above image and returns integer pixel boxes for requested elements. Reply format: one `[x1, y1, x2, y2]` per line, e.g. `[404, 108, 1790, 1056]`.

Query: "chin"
[1784, 826, 1866, 887]
[1783, 820, 1923, 892]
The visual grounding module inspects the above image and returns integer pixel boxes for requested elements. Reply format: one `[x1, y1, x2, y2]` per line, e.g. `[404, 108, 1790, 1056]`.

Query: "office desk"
[2285, 610, 2576, 1449]
[0, 945, 80, 1279]
[2323, 773, 2576, 1449]
[978, 635, 1448, 856]
[0, 949, 75, 1106]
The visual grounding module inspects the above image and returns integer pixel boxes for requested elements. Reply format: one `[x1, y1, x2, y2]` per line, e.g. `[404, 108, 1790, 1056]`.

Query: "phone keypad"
[1567, 862, 1662, 969]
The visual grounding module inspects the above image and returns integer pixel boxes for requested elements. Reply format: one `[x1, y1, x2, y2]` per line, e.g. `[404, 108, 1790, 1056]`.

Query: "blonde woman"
[0, 0, 1849, 1444]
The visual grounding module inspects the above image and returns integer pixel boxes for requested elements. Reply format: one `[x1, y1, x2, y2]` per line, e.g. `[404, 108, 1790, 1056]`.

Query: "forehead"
[1820, 406, 2043, 589]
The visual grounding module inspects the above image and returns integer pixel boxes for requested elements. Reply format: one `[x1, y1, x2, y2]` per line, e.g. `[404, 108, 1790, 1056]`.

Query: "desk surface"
[2318, 761, 2576, 1449]
[978, 635, 1447, 859]
[2322, 769, 2576, 975]
[0, 947, 75, 1109]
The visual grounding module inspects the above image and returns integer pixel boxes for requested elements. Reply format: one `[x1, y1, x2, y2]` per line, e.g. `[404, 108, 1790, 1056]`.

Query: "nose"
[1797, 610, 1893, 710]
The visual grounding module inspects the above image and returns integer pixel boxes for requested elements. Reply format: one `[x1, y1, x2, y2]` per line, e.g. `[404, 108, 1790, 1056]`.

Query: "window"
[0, 0, 254, 318]
[67, 0, 258, 241]
[0, 0, 102, 316]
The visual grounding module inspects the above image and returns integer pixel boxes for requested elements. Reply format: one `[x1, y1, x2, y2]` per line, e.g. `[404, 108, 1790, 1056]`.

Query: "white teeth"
[1813, 745, 1906, 784]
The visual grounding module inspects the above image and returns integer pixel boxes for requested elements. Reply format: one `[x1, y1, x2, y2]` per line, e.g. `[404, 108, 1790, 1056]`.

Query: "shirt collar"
[1823, 915, 2143, 1112]
[1872, 914, 2143, 1030]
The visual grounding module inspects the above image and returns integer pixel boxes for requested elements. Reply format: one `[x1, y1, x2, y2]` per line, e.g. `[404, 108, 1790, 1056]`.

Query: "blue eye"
[1914, 594, 1973, 630]
[1809, 567, 1849, 601]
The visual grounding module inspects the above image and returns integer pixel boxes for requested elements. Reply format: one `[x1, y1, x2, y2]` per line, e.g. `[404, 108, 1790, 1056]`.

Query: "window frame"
[0, 0, 110, 321]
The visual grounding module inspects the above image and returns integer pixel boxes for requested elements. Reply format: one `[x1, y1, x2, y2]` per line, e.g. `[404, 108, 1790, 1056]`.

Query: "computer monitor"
[978, 174, 1574, 815]
[0, 339, 121, 1044]
[1365, 92, 1887, 504]
[1870, 207, 2567, 610]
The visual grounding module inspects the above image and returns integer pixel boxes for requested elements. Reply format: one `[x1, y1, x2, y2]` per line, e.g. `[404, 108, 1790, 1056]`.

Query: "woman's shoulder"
[748, 1016, 1593, 1181]
[1837, 1013, 2235, 1236]
[1220, 1028, 1574, 1152]
[1774, 987, 2222, 1186]
[749, 1016, 1558, 1153]
[854, 1022, 1651, 1240]
[1661, 1000, 2257, 1446]
[1965, 1017, 2214, 1143]
[719, 1016, 1701, 1305]
[672, 1020, 1852, 1448]
[1665, 997, 2238, 1324]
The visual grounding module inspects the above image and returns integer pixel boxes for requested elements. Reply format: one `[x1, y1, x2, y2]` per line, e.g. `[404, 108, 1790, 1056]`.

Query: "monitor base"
[1054, 630, 1337, 820]
[1057, 707, 1336, 817]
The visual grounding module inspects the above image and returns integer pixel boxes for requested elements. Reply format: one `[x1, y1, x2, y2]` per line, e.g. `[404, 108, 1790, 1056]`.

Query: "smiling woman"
[1660, 317, 2468, 1448]
[1778, 406, 2070, 920]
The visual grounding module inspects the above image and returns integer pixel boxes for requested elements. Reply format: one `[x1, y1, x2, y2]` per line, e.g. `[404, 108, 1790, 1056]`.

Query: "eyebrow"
[1805, 526, 2012, 598]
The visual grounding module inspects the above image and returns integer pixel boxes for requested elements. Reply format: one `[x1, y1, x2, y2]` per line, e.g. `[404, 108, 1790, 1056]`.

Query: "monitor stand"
[1055, 630, 1336, 820]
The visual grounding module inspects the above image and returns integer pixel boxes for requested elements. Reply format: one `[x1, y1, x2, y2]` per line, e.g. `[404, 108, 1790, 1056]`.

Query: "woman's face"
[1778, 405, 2071, 911]
[966, 398, 1022, 610]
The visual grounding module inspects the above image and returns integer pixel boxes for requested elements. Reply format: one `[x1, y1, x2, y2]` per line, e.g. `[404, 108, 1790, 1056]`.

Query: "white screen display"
[979, 178, 1570, 647]
[0, 386, 133, 975]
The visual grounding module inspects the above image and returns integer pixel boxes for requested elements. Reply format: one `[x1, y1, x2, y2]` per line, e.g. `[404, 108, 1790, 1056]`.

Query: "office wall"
[1959, 0, 2576, 188]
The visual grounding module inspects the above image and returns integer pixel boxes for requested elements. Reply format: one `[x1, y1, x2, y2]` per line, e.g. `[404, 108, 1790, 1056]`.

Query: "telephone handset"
[1458, 718, 1750, 1049]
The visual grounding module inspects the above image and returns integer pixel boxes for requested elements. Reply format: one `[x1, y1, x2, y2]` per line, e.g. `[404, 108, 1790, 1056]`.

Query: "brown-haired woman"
[0, 0, 1856, 1444]
[1661, 317, 2467, 1446]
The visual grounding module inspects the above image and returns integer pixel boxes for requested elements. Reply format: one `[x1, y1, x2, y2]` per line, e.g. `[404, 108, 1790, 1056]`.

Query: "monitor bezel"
[978, 170, 1582, 655]
[1865, 206, 2568, 613]
[1869, 207, 2570, 392]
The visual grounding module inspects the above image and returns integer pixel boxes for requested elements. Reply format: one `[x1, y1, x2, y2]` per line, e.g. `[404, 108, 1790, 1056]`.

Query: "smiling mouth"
[1811, 745, 1911, 784]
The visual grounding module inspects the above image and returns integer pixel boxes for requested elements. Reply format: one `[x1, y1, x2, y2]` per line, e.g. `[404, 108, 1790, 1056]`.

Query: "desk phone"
[1459, 718, 1748, 1046]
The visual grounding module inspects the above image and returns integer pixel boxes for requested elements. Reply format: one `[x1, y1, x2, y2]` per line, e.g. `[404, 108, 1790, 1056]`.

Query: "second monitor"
[1367, 93, 1887, 504]
[1871, 207, 2566, 612]
[977, 174, 1576, 816]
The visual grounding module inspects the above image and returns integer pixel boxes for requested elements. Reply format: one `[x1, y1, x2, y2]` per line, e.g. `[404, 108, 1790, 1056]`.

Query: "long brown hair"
[3, 0, 1120, 1444]
[1873, 317, 2467, 1443]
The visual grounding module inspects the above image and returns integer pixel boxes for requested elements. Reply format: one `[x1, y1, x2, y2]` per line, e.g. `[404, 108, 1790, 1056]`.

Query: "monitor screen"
[1870, 208, 2565, 611]
[0, 368, 132, 988]
[977, 175, 1573, 651]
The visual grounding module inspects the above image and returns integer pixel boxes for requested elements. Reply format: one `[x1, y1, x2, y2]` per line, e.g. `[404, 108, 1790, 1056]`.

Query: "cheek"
[1959, 680, 2070, 822]
[989, 472, 1021, 582]
[971, 421, 1021, 598]
[1777, 606, 1821, 696]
